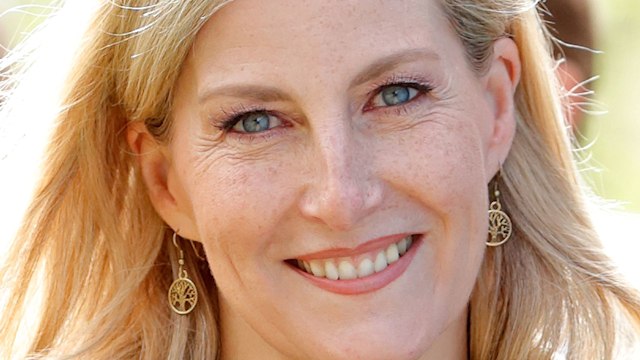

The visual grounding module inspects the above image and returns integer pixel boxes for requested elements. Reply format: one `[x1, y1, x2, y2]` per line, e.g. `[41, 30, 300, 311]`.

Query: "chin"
[298, 320, 436, 360]
[319, 338, 429, 360]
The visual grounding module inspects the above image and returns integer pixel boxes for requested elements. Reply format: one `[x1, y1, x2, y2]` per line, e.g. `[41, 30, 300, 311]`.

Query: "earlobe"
[483, 37, 522, 178]
[126, 122, 200, 241]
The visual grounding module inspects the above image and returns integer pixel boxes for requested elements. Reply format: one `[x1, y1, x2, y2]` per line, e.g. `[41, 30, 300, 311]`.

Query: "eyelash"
[364, 76, 434, 112]
[213, 75, 435, 137]
[216, 104, 273, 132]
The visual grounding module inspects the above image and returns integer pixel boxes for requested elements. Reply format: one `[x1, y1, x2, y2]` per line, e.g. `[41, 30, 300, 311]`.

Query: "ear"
[126, 122, 200, 241]
[482, 37, 521, 181]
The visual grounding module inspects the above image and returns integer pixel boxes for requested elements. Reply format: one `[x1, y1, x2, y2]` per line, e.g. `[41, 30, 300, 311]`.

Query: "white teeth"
[296, 235, 416, 280]
[338, 261, 357, 280]
[324, 261, 339, 280]
[357, 258, 375, 278]
[398, 237, 407, 255]
[309, 260, 325, 277]
[374, 251, 388, 272]
[386, 243, 400, 264]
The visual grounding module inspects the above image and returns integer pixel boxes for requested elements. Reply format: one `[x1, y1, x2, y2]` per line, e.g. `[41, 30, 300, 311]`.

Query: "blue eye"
[372, 85, 420, 107]
[232, 111, 282, 133]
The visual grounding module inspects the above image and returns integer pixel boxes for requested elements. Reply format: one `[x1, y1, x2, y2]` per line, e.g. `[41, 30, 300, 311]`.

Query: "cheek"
[183, 154, 298, 276]
[384, 114, 488, 216]
[382, 114, 489, 305]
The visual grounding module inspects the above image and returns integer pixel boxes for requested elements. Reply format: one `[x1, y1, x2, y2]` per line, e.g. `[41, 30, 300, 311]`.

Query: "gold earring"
[168, 232, 198, 315]
[486, 176, 512, 247]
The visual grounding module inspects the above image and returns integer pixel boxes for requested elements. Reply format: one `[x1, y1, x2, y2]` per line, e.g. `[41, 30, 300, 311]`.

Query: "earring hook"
[172, 231, 181, 251]
[172, 229, 205, 261]
[189, 240, 206, 261]
[494, 162, 505, 198]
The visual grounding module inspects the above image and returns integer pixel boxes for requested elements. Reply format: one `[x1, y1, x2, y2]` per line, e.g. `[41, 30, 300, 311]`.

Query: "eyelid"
[231, 111, 283, 133]
[365, 73, 434, 95]
[215, 105, 267, 131]
[364, 80, 433, 112]
[210, 105, 294, 145]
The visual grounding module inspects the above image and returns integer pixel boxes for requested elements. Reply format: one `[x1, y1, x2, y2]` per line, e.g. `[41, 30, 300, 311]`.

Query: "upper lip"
[293, 233, 414, 261]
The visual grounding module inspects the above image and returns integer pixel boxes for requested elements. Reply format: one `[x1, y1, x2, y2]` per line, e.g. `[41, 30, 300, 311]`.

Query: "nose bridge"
[300, 113, 382, 230]
[319, 122, 360, 202]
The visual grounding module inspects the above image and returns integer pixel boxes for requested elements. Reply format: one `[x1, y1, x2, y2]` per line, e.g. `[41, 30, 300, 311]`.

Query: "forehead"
[188, 0, 459, 76]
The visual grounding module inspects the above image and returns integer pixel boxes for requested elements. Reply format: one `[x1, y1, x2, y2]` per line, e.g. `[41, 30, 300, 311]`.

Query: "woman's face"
[148, 0, 519, 358]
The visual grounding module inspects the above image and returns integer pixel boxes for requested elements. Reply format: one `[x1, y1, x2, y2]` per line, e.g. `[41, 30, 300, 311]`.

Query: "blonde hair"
[1, 0, 638, 359]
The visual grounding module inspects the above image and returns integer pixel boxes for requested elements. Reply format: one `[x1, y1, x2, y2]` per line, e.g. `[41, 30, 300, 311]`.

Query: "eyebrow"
[349, 49, 441, 88]
[198, 84, 292, 104]
[198, 48, 440, 104]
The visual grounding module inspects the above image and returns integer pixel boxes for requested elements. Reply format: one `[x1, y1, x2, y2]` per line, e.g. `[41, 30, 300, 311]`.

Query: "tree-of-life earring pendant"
[168, 232, 198, 315]
[486, 187, 513, 247]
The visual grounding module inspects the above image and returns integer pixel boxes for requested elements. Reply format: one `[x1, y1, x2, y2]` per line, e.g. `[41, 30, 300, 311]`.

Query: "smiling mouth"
[288, 234, 417, 280]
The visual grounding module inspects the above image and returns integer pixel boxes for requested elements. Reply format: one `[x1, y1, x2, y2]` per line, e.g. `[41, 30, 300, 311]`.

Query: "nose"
[298, 119, 383, 231]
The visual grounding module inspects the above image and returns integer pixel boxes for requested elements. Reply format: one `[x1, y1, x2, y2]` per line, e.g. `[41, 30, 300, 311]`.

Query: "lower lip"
[292, 236, 422, 295]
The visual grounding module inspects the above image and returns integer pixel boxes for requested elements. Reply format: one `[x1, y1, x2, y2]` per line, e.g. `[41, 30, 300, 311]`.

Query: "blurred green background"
[0, 0, 639, 214]
[584, 0, 640, 213]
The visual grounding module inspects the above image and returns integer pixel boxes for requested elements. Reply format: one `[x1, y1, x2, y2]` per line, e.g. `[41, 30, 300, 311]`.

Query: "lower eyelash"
[385, 95, 427, 116]
[364, 82, 433, 113]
